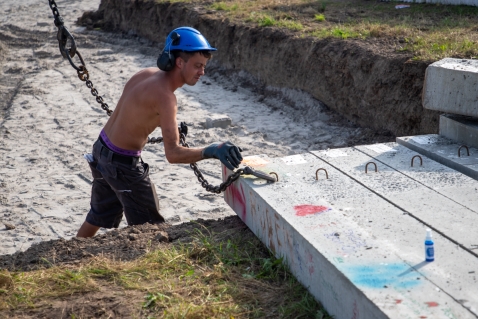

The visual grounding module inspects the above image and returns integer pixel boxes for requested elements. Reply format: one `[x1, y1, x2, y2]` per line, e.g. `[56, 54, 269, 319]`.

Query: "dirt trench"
[79, 0, 439, 137]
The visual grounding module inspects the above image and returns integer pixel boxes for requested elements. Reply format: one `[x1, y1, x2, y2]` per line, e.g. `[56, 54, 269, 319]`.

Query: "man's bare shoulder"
[127, 67, 159, 84]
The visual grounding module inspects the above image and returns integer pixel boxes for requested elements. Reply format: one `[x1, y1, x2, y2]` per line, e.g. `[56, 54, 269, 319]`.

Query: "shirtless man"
[76, 27, 243, 237]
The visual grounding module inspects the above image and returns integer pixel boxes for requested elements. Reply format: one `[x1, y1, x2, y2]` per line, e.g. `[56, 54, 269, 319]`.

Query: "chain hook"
[57, 26, 77, 60]
[243, 166, 277, 183]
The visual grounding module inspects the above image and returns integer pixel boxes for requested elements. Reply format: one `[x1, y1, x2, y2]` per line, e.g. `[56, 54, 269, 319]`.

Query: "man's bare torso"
[103, 68, 174, 151]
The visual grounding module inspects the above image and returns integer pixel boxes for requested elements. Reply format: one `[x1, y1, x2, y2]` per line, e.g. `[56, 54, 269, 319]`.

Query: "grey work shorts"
[85, 138, 165, 228]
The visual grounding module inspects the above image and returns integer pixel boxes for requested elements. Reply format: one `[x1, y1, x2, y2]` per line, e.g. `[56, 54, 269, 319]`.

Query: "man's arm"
[159, 97, 203, 164]
[159, 95, 243, 169]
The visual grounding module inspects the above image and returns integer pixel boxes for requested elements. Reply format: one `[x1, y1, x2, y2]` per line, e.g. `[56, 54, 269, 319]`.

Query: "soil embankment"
[80, 0, 439, 137]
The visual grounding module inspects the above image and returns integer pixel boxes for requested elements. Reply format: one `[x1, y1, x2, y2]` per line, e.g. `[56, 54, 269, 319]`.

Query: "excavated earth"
[80, 0, 438, 137]
[0, 216, 247, 272]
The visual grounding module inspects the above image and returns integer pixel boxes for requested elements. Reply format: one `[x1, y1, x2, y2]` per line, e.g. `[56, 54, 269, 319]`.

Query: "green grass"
[0, 227, 330, 318]
[314, 14, 326, 22]
[172, 0, 478, 60]
[211, 1, 238, 11]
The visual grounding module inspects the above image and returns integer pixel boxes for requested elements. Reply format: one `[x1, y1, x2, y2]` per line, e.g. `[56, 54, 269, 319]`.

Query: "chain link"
[179, 133, 244, 194]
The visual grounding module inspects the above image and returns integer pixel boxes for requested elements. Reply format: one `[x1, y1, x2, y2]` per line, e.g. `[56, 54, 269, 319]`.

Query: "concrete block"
[423, 58, 478, 116]
[205, 115, 232, 129]
[397, 134, 478, 181]
[222, 151, 478, 319]
[310, 147, 478, 249]
[440, 113, 478, 150]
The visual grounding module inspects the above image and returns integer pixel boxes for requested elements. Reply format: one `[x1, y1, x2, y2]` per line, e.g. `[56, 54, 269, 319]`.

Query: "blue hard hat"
[166, 27, 217, 52]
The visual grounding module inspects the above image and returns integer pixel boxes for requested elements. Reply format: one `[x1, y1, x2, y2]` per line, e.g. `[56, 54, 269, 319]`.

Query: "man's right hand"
[202, 141, 243, 170]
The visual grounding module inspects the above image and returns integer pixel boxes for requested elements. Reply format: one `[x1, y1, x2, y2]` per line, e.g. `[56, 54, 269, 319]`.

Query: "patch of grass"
[314, 14, 326, 22]
[0, 228, 330, 318]
[172, 0, 478, 60]
[252, 14, 303, 31]
[211, 1, 238, 11]
[277, 19, 304, 31]
[257, 14, 276, 27]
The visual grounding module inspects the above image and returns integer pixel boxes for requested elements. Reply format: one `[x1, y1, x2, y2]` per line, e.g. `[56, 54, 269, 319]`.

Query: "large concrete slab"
[440, 114, 478, 150]
[396, 134, 478, 181]
[423, 58, 478, 117]
[223, 152, 478, 319]
[310, 146, 478, 251]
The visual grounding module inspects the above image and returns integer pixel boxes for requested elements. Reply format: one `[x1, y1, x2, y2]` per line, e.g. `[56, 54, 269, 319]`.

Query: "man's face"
[179, 53, 208, 86]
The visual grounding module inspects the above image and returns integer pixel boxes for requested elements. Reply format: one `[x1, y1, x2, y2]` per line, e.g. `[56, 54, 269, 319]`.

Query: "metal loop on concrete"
[315, 168, 329, 180]
[365, 162, 378, 174]
[269, 172, 279, 182]
[411, 155, 423, 167]
[458, 145, 470, 157]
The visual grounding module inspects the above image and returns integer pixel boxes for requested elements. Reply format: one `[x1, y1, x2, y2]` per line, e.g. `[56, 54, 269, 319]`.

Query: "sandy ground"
[0, 0, 370, 255]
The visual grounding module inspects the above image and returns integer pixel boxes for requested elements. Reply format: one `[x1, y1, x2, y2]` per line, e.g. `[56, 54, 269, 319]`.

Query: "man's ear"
[175, 56, 184, 69]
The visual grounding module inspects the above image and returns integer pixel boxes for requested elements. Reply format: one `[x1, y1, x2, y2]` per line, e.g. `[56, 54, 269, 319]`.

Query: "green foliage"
[258, 14, 276, 27]
[315, 13, 326, 22]
[0, 226, 329, 318]
[277, 20, 304, 31]
[211, 2, 238, 11]
[143, 292, 171, 308]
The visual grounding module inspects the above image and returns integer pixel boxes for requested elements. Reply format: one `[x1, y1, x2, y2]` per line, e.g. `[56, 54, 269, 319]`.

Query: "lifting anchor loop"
[269, 172, 279, 182]
[458, 145, 470, 157]
[411, 155, 423, 167]
[365, 162, 378, 173]
[315, 168, 329, 180]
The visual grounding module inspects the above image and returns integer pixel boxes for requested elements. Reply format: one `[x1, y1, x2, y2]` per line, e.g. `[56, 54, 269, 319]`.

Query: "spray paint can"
[425, 229, 434, 262]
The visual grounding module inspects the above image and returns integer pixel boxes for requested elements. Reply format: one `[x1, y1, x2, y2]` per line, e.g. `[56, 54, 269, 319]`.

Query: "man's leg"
[76, 221, 100, 237]
[117, 162, 165, 225]
[81, 147, 124, 237]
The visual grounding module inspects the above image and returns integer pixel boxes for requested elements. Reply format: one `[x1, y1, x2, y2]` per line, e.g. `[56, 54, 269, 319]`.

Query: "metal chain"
[47, 1, 275, 193]
[48, 0, 163, 140]
[179, 133, 244, 194]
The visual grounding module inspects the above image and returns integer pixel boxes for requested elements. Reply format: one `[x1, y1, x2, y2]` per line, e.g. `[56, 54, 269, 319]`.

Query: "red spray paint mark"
[419, 316, 427, 319]
[395, 299, 402, 304]
[425, 302, 439, 307]
[351, 300, 359, 319]
[307, 253, 313, 263]
[230, 183, 246, 220]
[308, 265, 315, 275]
[294, 205, 330, 217]
[223, 166, 247, 220]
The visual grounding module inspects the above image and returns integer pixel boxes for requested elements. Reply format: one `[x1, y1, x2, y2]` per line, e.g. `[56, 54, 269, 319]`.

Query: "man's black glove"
[202, 141, 243, 170]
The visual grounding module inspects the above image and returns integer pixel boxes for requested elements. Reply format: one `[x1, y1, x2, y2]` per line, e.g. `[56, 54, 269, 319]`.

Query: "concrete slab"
[223, 153, 478, 319]
[422, 58, 478, 117]
[396, 134, 478, 181]
[355, 142, 478, 216]
[309, 147, 478, 252]
[440, 114, 478, 150]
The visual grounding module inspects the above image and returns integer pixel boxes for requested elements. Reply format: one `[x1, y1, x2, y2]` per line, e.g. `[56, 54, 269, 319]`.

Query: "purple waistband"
[100, 129, 142, 157]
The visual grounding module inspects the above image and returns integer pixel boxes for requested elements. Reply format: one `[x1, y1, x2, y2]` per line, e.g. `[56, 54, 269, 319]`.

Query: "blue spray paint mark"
[341, 263, 421, 289]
